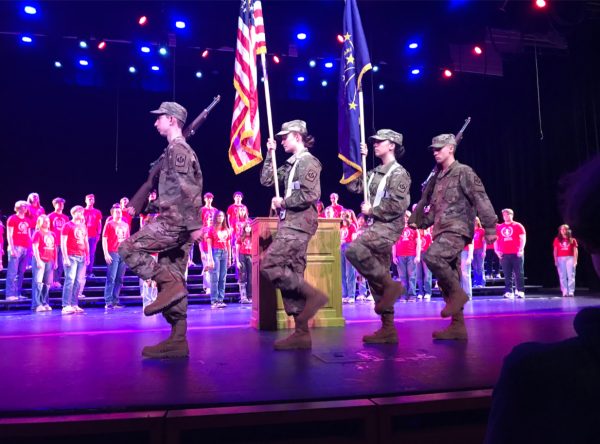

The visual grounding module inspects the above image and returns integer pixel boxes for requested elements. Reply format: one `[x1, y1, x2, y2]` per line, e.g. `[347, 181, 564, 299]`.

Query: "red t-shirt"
[84, 208, 103, 237]
[62, 221, 88, 256]
[395, 227, 419, 257]
[7, 215, 31, 248]
[324, 204, 344, 219]
[473, 227, 485, 250]
[553, 237, 577, 257]
[26, 205, 45, 229]
[107, 212, 133, 229]
[32, 230, 57, 262]
[103, 220, 130, 253]
[227, 204, 248, 227]
[496, 222, 526, 255]
[200, 226, 212, 253]
[339, 224, 356, 245]
[49, 212, 69, 238]
[420, 230, 432, 252]
[237, 236, 252, 255]
[201, 206, 218, 226]
[464, 242, 473, 252]
[209, 227, 230, 250]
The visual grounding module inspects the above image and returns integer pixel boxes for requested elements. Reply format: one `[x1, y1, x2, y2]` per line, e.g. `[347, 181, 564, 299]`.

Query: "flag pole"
[358, 87, 368, 203]
[260, 53, 280, 199]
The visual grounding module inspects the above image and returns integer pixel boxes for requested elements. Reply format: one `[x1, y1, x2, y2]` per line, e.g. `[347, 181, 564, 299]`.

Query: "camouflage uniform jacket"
[149, 136, 203, 231]
[426, 160, 496, 239]
[346, 161, 411, 234]
[260, 151, 322, 235]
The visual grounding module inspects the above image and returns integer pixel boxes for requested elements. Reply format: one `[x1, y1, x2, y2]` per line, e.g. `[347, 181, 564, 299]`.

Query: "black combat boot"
[363, 313, 398, 344]
[142, 320, 189, 358]
[273, 316, 312, 350]
[433, 310, 468, 340]
[144, 268, 188, 316]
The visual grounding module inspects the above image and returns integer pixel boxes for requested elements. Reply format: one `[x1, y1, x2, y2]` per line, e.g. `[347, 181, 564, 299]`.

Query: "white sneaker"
[218, 302, 227, 308]
[210, 303, 219, 309]
[365, 295, 375, 302]
[44, 305, 53, 311]
[355, 295, 366, 302]
[78, 294, 86, 299]
[424, 294, 431, 301]
[35, 305, 46, 312]
[515, 291, 525, 299]
[417, 294, 423, 300]
[73, 305, 84, 313]
[504, 292, 515, 299]
[342, 297, 349, 304]
[62, 306, 75, 315]
[6, 296, 18, 302]
[347, 298, 355, 304]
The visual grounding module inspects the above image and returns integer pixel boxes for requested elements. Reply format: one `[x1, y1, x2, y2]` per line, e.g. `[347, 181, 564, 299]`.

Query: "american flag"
[229, 0, 266, 174]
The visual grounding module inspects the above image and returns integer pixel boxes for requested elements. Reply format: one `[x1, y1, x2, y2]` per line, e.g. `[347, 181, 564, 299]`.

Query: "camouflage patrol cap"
[369, 129, 403, 147]
[150, 102, 188, 125]
[430, 133, 456, 148]
[275, 120, 308, 137]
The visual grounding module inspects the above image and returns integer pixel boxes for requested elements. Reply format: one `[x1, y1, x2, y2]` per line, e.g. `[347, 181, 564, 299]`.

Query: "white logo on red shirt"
[44, 233, 55, 248]
[18, 221, 29, 234]
[500, 226, 514, 240]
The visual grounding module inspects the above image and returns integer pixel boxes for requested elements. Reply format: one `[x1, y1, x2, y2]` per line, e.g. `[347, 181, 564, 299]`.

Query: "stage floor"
[0, 293, 598, 417]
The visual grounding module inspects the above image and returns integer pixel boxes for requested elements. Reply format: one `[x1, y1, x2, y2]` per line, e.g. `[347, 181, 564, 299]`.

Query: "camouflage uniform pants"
[423, 232, 467, 299]
[260, 227, 310, 316]
[345, 222, 399, 305]
[119, 216, 192, 323]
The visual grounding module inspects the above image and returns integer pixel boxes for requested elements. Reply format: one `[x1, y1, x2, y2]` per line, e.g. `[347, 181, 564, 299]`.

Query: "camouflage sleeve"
[170, 143, 204, 231]
[260, 155, 290, 190]
[283, 156, 321, 211]
[372, 168, 411, 222]
[461, 169, 497, 235]
[345, 174, 364, 195]
[129, 155, 163, 215]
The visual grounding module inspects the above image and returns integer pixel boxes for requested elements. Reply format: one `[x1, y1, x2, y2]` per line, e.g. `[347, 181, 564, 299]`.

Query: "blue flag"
[338, 0, 372, 184]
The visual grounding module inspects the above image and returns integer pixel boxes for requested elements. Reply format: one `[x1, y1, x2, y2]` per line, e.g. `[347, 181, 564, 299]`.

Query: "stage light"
[408, 42, 419, 49]
[151, 65, 160, 71]
[535, 0, 547, 8]
[79, 59, 89, 67]
[411, 68, 421, 75]
[201, 49, 209, 58]
[141, 46, 151, 53]
[443, 69, 453, 78]
[324, 61, 334, 69]
[378, 84, 385, 90]
[97, 41, 107, 50]
[175, 21, 186, 29]
[337, 34, 344, 44]
[128, 66, 136, 74]
[138, 16, 148, 26]
[321, 80, 328, 87]
[21, 35, 33, 43]
[159, 47, 168, 56]
[296, 76, 306, 82]
[54, 61, 62, 68]
[309, 60, 316, 68]
[24, 6, 37, 15]
[195, 71, 203, 78]
[297, 32, 307, 40]
[473, 45, 483, 55]
[372, 65, 379, 72]
[273, 55, 280, 64]
[79, 41, 88, 49]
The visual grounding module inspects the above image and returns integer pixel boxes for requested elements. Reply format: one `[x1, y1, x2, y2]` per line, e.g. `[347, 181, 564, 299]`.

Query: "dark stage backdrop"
[1, 8, 599, 289]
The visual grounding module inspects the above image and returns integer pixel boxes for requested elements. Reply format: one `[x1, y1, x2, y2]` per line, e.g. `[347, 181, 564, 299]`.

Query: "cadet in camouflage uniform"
[119, 102, 204, 358]
[345, 129, 411, 344]
[260, 120, 328, 350]
[410, 134, 497, 340]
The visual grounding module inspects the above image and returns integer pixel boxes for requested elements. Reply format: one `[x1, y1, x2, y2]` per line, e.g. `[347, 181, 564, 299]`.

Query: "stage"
[0, 293, 597, 417]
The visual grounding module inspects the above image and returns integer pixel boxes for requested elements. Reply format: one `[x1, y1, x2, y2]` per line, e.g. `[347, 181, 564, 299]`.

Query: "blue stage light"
[321, 80, 328, 87]
[309, 60, 316, 68]
[54, 61, 62, 68]
[408, 42, 419, 49]
[195, 71, 203, 79]
[79, 41, 88, 49]
[297, 32, 307, 40]
[151, 65, 160, 71]
[128, 66, 136, 74]
[324, 62, 333, 69]
[141, 46, 151, 53]
[175, 21, 186, 29]
[411, 68, 421, 75]
[372, 65, 379, 72]
[159, 47, 168, 56]
[24, 6, 37, 15]
[297, 76, 306, 82]
[21, 35, 33, 43]
[79, 59, 89, 67]
[378, 84, 385, 90]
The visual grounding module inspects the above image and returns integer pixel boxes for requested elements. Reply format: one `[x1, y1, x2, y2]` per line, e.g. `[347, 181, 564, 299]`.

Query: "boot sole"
[273, 343, 312, 350]
[143, 290, 188, 316]
[432, 331, 468, 340]
[141, 350, 190, 358]
[363, 338, 398, 344]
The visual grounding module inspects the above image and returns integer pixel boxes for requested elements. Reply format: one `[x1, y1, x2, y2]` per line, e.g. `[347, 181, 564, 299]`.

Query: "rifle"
[129, 96, 221, 214]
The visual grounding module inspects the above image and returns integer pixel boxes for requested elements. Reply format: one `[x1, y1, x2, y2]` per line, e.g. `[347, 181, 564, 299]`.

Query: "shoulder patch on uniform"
[305, 169, 317, 182]
[175, 153, 186, 167]
[398, 182, 407, 193]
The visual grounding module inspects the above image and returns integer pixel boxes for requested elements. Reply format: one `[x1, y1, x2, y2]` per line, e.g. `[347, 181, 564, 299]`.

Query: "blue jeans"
[556, 256, 576, 296]
[104, 252, 127, 304]
[501, 254, 525, 293]
[416, 258, 432, 295]
[62, 255, 86, 307]
[5, 246, 29, 297]
[341, 243, 357, 299]
[31, 257, 54, 308]
[460, 250, 472, 299]
[87, 236, 99, 275]
[210, 248, 227, 303]
[472, 248, 485, 286]
[54, 249, 64, 283]
[396, 256, 417, 297]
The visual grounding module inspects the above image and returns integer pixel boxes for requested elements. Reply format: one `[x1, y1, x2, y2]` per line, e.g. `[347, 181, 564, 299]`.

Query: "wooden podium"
[250, 217, 345, 330]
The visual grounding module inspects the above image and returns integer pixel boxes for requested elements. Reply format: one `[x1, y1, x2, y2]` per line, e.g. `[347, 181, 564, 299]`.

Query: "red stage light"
[473, 45, 483, 55]
[337, 34, 344, 44]
[138, 16, 148, 26]
[535, 0, 547, 8]
[273, 55, 280, 64]
[443, 69, 453, 78]
[201, 49, 209, 58]
[97, 41, 106, 50]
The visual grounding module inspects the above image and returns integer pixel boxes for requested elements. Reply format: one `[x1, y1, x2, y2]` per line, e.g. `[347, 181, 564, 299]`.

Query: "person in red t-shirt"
[495, 208, 527, 299]
[200, 192, 219, 226]
[61, 205, 89, 314]
[139, 191, 159, 308]
[4, 201, 32, 301]
[316, 201, 325, 218]
[392, 210, 421, 301]
[461, 241, 474, 300]
[103, 205, 131, 309]
[553, 224, 578, 297]
[226, 192, 250, 233]
[472, 217, 486, 287]
[49, 197, 70, 288]
[83, 193, 103, 277]
[324, 193, 344, 219]
[31, 214, 57, 312]
[26, 192, 45, 231]
[416, 226, 433, 300]
[340, 210, 358, 303]
[119, 197, 133, 231]
[235, 221, 253, 304]
[207, 211, 232, 308]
